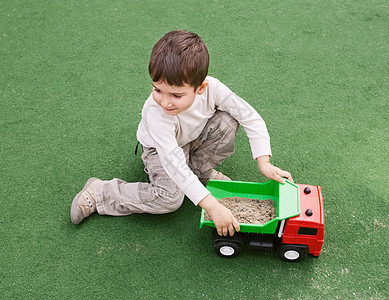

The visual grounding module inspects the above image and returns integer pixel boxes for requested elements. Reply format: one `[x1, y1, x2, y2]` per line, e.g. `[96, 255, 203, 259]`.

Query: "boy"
[71, 30, 293, 237]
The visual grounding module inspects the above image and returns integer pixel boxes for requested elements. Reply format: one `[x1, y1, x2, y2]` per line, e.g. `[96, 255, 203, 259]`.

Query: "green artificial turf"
[1, 0, 388, 299]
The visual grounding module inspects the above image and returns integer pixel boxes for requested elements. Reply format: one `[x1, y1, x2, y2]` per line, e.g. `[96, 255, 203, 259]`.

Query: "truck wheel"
[277, 245, 306, 262]
[214, 241, 241, 258]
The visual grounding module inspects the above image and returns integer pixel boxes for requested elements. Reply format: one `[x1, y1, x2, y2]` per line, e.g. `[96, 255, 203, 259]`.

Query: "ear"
[196, 80, 208, 95]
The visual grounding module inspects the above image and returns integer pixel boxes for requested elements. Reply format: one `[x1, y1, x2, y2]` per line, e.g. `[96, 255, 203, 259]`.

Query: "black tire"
[214, 241, 241, 258]
[277, 245, 306, 262]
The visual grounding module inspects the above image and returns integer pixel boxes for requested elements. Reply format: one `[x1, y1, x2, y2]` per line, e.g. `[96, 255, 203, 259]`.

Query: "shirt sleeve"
[145, 106, 210, 205]
[212, 78, 272, 159]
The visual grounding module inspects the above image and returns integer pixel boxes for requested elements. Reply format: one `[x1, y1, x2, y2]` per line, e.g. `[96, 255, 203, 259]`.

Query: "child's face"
[152, 80, 207, 116]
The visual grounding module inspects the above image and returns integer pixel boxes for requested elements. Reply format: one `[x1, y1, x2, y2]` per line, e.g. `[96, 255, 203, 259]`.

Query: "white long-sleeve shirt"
[137, 76, 272, 205]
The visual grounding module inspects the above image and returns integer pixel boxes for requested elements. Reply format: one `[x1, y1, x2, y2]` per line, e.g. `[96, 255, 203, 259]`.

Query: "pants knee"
[212, 111, 239, 135]
[223, 112, 239, 133]
[154, 186, 185, 212]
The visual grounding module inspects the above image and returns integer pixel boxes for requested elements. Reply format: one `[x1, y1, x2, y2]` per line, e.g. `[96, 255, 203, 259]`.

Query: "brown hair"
[149, 30, 209, 90]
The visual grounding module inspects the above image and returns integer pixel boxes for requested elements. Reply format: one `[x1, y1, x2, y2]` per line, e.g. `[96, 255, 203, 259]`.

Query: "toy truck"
[199, 179, 324, 262]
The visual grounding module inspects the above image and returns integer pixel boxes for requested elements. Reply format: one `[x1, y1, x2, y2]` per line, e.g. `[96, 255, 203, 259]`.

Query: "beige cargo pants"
[95, 111, 239, 216]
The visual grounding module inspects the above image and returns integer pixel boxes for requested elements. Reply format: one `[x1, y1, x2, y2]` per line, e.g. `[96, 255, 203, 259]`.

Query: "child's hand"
[256, 155, 294, 183]
[199, 194, 240, 236]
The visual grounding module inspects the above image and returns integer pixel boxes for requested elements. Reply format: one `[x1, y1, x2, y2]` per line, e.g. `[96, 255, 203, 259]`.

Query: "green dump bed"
[199, 179, 300, 234]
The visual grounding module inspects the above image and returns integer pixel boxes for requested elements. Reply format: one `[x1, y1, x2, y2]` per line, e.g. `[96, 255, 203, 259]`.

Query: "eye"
[154, 88, 162, 93]
[173, 94, 182, 99]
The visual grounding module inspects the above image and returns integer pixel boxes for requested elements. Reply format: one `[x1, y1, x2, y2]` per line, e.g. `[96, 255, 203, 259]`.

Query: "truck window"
[298, 227, 318, 236]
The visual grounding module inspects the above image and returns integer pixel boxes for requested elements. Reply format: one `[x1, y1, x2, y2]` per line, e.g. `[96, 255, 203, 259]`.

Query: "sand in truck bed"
[204, 197, 275, 224]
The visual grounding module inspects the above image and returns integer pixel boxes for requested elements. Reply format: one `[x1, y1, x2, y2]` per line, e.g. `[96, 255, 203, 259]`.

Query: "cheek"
[176, 96, 195, 111]
[152, 91, 162, 104]
[177, 102, 191, 111]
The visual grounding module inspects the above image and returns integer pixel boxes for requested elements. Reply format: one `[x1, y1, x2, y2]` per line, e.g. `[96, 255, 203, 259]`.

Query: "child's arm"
[199, 194, 240, 237]
[256, 155, 294, 183]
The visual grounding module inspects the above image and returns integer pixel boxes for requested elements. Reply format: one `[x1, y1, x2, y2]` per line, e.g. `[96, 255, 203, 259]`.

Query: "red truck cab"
[282, 184, 325, 258]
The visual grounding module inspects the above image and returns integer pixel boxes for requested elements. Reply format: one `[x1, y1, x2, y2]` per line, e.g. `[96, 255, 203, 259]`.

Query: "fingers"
[228, 224, 235, 237]
[286, 174, 294, 183]
[259, 163, 294, 184]
[274, 168, 294, 184]
[233, 218, 240, 232]
[274, 174, 286, 184]
[222, 226, 228, 237]
[228, 218, 240, 236]
[218, 218, 240, 237]
[216, 225, 230, 237]
[279, 170, 293, 181]
[217, 225, 229, 237]
[217, 228, 222, 236]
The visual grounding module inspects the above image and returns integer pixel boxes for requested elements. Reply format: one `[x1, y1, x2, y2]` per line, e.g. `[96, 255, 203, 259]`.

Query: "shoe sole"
[70, 177, 99, 224]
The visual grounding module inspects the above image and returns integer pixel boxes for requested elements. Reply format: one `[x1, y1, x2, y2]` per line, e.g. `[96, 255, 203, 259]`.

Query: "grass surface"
[1, 0, 388, 299]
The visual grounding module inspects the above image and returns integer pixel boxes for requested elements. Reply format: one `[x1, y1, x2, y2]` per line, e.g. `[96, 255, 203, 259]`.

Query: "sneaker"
[70, 178, 101, 224]
[209, 169, 231, 181]
[200, 169, 231, 186]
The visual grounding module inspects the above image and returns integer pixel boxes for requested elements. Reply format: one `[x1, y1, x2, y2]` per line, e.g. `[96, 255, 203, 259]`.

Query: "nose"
[160, 96, 172, 108]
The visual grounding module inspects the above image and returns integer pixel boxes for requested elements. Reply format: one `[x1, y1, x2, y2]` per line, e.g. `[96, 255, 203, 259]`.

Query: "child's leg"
[186, 110, 239, 180]
[94, 147, 184, 216]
